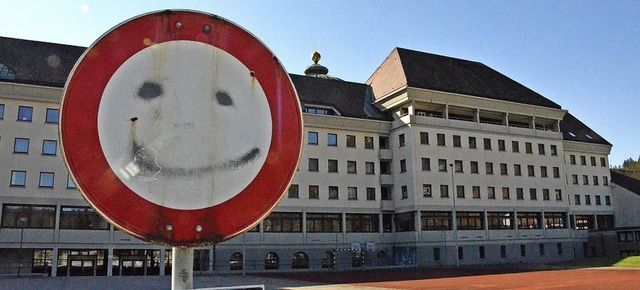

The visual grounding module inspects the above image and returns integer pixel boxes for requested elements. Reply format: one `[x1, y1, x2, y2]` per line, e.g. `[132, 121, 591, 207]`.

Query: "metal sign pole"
[172, 247, 194, 290]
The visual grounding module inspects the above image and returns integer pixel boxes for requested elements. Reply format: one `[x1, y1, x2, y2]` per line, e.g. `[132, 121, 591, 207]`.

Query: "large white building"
[0, 36, 618, 277]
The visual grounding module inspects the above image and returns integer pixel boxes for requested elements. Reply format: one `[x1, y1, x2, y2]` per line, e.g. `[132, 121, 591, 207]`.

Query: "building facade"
[0, 37, 617, 277]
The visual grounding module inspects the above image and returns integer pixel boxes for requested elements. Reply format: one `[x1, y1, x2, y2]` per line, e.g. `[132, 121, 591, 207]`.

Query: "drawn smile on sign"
[97, 40, 273, 210]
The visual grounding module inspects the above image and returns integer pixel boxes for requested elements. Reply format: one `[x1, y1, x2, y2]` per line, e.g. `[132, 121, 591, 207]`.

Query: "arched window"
[291, 252, 309, 269]
[229, 252, 243, 271]
[264, 252, 279, 270]
[321, 251, 335, 269]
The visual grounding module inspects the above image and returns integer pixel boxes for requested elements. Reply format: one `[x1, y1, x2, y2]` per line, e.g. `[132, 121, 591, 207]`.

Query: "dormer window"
[303, 105, 338, 116]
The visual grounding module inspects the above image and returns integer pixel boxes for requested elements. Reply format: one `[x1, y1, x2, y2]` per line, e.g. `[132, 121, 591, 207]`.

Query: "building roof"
[0, 36, 85, 87]
[290, 74, 392, 121]
[611, 170, 640, 197]
[560, 112, 611, 145]
[368, 47, 561, 109]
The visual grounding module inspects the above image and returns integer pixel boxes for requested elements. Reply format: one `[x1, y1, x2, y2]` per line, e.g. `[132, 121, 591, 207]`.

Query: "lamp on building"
[449, 164, 460, 268]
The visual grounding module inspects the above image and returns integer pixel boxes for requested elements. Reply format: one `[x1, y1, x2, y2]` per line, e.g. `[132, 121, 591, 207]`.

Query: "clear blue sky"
[3, 1, 638, 166]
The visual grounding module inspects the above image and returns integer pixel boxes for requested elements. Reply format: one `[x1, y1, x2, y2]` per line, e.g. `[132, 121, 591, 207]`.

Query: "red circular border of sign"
[60, 10, 302, 246]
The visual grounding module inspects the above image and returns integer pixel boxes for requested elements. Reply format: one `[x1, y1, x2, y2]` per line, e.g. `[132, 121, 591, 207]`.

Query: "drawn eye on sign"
[60, 10, 302, 246]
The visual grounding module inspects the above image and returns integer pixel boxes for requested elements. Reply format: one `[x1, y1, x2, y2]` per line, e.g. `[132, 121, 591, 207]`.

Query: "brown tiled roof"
[560, 112, 611, 145]
[611, 170, 640, 197]
[0, 36, 85, 87]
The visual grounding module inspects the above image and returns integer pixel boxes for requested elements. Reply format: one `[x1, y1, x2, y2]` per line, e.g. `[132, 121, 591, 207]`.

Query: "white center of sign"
[97, 40, 272, 210]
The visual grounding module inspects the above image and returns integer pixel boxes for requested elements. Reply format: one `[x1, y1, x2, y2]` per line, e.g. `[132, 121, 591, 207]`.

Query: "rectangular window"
[580, 156, 587, 165]
[347, 160, 357, 174]
[605, 196, 611, 205]
[575, 215, 594, 230]
[550, 145, 558, 156]
[1, 204, 56, 229]
[288, 184, 299, 198]
[366, 187, 376, 200]
[603, 176, 609, 186]
[421, 211, 452, 230]
[348, 187, 358, 200]
[307, 131, 318, 145]
[328, 186, 338, 200]
[500, 163, 508, 175]
[39, 172, 54, 188]
[308, 158, 319, 172]
[488, 212, 513, 229]
[456, 185, 465, 198]
[401, 185, 408, 199]
[483, 138, 491, 150]
[329, 186, 340, 199]
[400, 159, 407, 173]
[45, 108, 59, 124]
[399, 133, 405, 147]
[60, 206, 109, 230]
[557, 243, 563, 255]
[572, 174, 579, 184]
[306, 213, 341, 233]
[421, 158, 431, 171]
[479, 246, 486, 259]
[555, 189, 563, 201]
[527, 165, 535, 177]
[264, 212, 302, 232]
[498, 139, 506, 151]
[309, 185, 319, 199]
[420, 132, 429, 144]
[10, 170, 27, 186]
[617, 232, 634, 242]
[470, 161, 478, 173]
[327, 133, 337, 146]
[585, 195, 591, 205]
[454, 160, 463, 173]
[543, 189, 550, 200]
[600, 157, 607, 167]
[501, 245, 507, 258]
[328, 159, 338, 173]
[512, 141, 520, 152]
[381, 186, 392, 200]
[486, 162, 494, 175]
[502, 187, 510, 200]
[17, 106, 33, 121]
[593, 176, 599, 186]
[42, 140, 57, 155]
[514, 164, 522, 176]
[67, 175, 76, 189]
[380, 161, 390, 174]
[518, 212, 541, 229]
[382, 214, 393, 232]
[365, 162, 375, 174]
[472, 186, 480, 199]
[434, 248, 441, 261]
[553, 167, 560, 178]
[545, 212, 566, 229]
[487, 186, 496, 199]
[437, 133, 445, 146]
[423, 184, 432, 197]
[516, 188, 524, 200]
[14, 138, 30, 153]
[540, 166, 548, 178]
[346, 135, 356, 148]
[458, 247, 464, 260]
[574, 194, 581, 205]
[583, 175, 589, 185]
[440, 184, 449, 198]
[394, 212, 415, 232]
[457, 212, 484, 230]
[525, 142, 533, 154]
[520, 245, 527, 257]
[539, 244, 545, 256]
[595, 195, 601, 205]
[347, 213, 379, 232]
[438, 159, 447, 172]
[468, 136, 477, 149]
[364, 136, 374, 149]
[0, 104, 4, 119]
[538, 143, 545, 155]
[529, 188, 537, 200]
[379, 136, 389, 149]
[453, 135, 461, 147]
[570, 154, 576, 165]
[590, 156, 597, 166]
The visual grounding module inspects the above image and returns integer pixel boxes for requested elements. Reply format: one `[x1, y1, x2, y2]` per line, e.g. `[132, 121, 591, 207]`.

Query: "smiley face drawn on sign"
[97, 40, 272, 210]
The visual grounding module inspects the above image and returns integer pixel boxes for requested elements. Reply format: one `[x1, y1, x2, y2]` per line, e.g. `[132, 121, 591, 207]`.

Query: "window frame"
[45, 108, 59, 124]
[42, 140, 57, 155]
[17, 106, 33, 121]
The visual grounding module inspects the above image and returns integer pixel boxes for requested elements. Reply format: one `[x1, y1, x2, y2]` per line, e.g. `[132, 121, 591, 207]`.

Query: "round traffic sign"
[60, 10, 302, 246]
